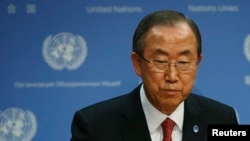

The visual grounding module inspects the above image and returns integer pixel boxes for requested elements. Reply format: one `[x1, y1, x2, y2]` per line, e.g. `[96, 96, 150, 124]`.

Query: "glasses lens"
[152, 62, 197, 73]
[136, 52, 197, 73]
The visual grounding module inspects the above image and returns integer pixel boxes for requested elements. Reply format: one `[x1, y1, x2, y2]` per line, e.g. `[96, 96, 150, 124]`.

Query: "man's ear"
[197, 54, 203, 65]
[131, 52, 142, 76]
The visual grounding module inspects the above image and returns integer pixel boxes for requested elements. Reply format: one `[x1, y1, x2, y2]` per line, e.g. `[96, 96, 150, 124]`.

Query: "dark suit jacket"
[70, 85, 238, 141]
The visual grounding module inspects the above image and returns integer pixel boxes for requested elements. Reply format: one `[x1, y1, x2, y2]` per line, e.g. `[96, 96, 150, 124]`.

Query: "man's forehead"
[151, 48, 195, 56]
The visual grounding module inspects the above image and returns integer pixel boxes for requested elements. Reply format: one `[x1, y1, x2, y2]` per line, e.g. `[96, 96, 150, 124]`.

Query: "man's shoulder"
[79, 94, 129, 112]
[188, 93, 234, 110]
[186, 93, 238, 124]
[77, 86, 141, 115]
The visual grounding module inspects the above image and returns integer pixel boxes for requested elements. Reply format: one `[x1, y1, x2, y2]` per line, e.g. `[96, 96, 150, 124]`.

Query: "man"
[70, 10, 238, 141]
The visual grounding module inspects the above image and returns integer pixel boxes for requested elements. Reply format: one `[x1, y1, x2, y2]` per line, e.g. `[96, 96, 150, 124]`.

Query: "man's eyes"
[152, 60, 190, 64]
[153, 60, 168, 63]
[177, 61, 189, 64]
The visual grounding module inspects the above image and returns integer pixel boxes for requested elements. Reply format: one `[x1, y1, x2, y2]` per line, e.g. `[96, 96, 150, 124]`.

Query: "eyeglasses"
[136, 52, 198, 73]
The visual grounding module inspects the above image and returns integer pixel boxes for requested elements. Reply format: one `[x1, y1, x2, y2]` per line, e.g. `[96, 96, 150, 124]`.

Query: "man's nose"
[165, 65, 179, 83]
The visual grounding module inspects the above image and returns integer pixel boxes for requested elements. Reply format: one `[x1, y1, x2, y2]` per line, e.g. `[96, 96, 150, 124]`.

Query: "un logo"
[42, 32, 88, 70]
[0, 108, 37, 141]
[244, 34, 250, 63]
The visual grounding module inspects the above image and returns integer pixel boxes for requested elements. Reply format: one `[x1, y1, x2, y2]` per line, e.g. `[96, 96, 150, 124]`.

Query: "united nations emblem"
[42, 32, 88, 70]
[0, 108, 37, 141]
[244, 34, 250, 63]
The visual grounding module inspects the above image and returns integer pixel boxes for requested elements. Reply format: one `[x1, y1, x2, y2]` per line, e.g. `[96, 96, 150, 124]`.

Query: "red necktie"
[161, 118, 175, 141]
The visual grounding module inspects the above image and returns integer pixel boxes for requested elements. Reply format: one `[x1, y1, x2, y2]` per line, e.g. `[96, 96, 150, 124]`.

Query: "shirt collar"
[140, 84, 184, 133]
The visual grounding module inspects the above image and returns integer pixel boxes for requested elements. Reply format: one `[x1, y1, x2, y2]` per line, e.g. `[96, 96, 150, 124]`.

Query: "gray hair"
[132, 10, 202, 57]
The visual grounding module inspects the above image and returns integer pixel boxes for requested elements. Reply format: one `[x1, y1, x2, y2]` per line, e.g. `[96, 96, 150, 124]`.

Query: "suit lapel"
[120, 86, 151, 141]
[182, 95, 207, 141]
[118, 87, 208, 141]
[120, 117, 151, 141]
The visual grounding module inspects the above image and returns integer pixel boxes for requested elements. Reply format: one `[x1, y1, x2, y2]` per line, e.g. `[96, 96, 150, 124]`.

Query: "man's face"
[131, 22, 202, 115]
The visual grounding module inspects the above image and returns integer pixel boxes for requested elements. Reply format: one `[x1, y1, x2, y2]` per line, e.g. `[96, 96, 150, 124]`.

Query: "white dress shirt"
[140, 84, 184, 141]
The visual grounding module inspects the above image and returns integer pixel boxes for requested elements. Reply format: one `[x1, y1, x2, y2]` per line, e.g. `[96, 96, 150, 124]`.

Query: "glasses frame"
[135, 52, 198, 73]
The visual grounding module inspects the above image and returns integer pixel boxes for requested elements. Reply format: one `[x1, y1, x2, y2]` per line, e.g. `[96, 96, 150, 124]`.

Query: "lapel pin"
[193, 125, 199, 133]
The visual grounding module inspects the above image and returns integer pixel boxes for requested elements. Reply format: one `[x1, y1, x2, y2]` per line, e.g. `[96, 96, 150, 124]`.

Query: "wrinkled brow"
[152, 49, 193, 56]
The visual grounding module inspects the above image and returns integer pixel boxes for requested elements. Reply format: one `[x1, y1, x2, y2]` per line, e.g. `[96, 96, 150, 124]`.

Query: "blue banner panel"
[0, 0, 250, 140]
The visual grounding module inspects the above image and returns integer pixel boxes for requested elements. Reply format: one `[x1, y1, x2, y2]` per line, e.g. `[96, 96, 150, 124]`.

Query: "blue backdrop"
[0, 0, 250, 140]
